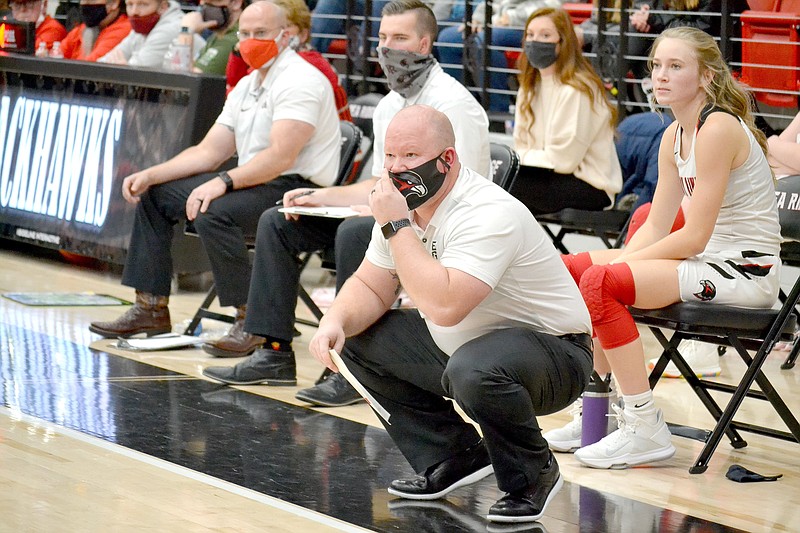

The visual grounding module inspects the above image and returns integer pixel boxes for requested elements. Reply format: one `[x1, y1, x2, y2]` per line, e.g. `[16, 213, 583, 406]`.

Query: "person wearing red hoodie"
[9, 0, 66, 52]
[61, 0, 130, 61]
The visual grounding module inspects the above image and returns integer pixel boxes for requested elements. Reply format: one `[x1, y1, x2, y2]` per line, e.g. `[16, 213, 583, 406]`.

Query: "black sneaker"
[295, 372, 365, 407]
[202, 348, 296, 386]
[487, 453, 563, 523]
[388, 439, 493, 500]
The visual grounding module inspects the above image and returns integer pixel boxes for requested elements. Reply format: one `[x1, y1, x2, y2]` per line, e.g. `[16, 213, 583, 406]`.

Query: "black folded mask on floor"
[726, 464, 783, 483]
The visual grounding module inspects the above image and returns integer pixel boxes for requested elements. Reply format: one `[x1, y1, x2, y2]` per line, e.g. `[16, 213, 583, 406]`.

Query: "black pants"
[341, 309, 594, 493]
[245, 211, 376, 340]
[121, 172, 310, 306]
[509, 165, 613, 215]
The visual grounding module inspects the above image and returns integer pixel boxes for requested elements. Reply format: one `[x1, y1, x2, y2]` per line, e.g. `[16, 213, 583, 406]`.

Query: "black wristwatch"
[381, 219, 411, 239]
[218, 171, 235, 193]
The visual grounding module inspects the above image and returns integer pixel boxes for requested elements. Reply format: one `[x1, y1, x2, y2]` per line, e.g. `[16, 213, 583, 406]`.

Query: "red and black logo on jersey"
[693, 279, 717, 301]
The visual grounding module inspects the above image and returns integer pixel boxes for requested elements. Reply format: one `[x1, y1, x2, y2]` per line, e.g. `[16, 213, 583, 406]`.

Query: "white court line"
[0, 406, 371, 533]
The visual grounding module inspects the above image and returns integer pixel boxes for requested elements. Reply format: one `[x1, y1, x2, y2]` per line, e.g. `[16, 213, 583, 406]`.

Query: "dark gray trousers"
[341, 309, 593, 493]
[245, 212, 376, 340]
[121, 172, 310, 306]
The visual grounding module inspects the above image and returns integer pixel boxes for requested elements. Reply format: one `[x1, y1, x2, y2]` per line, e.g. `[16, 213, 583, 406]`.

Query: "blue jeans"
[437, 25, 523, 112]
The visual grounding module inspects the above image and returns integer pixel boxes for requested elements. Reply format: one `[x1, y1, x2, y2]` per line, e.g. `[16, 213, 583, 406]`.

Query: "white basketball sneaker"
[543, 399, 582, 453]
[574, 404, 675, 469]
[648, 340, 722, 378]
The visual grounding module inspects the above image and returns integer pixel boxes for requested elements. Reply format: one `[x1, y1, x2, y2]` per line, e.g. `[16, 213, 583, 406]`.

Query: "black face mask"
[81, 4, 108, 27]
[201, 5, 229, 28]
[524, 40, 558, 70]
[388, 152, 450, 210]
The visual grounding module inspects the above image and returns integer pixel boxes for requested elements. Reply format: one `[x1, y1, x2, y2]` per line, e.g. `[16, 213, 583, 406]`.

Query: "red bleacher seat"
[563, 2, 593, 24]
[740, 0, 800, 107]
[327, 39, 347, 56]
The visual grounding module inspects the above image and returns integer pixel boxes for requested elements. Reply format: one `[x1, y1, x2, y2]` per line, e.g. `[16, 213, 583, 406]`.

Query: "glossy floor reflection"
[0, 320, 749, 532]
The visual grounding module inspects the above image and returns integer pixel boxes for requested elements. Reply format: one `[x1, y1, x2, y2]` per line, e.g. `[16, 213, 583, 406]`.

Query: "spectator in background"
[508, 7, 622, 215]
[99, 0, 184, 66]
[309, 0, 387, 54]
[182, 0, 243, 74]
[9, 0, 66, 52]
[615, 111, 673, 214]
[60, 0, 130, 60]
[628, 0, 748, 76]
[768, 110, 800, 177]
[226, 0, 350, 120]
[573, 0, 620, 83]
[437, 0, 563, 113]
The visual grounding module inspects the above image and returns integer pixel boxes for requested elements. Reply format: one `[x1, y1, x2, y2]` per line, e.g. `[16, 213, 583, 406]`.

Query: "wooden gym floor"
[1, 236, 798, 532]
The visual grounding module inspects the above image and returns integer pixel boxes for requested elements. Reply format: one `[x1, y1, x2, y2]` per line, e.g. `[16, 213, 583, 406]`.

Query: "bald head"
[388, 105, 455, 154]
[241, 1, 287, 29]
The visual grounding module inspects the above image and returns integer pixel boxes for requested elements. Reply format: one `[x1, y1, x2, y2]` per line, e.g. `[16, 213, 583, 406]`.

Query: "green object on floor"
[2, 292, 132, 306]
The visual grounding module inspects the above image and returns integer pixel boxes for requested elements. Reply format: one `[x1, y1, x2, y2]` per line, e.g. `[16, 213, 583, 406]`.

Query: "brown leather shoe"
[89, 292, 171, 338]
[202, 305, 265, 358]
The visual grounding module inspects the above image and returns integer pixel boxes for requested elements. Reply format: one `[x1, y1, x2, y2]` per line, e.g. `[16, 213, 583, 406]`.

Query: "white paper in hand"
[329, 349, 391, 424]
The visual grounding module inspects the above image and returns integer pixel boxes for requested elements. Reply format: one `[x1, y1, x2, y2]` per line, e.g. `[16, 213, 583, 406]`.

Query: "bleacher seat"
[740, 0, 800, 107]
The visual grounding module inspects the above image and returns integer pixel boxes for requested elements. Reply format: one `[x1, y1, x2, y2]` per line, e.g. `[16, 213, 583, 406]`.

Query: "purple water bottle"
[581, 372, 614, 447]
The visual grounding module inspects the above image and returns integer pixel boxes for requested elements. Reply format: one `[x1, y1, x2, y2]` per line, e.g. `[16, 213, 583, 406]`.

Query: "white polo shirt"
[371, 63, 492, 179]
[366, 166, 592, 356]
[216, 48, 341, 186]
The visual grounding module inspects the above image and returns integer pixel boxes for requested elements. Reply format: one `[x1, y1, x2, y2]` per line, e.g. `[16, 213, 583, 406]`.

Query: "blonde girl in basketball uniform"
[550, 26, 781, 469]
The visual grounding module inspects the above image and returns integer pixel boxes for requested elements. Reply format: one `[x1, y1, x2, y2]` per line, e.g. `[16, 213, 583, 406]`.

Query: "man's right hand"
[121, 171, 153, 204]
[309, 319, 346, 372]
[281, 187, 325, 220]
[181, 11, 218, 34]
[631, 5, 651, 33]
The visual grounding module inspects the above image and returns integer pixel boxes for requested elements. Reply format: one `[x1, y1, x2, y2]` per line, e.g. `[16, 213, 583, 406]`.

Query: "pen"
[275, 190, 315, 205]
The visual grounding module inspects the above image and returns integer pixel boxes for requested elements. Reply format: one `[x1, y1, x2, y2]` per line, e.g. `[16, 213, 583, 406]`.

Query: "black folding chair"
[489, 142, 520, 189]
[778, 239, 800, 369]
[184, 121, 362, 335]
[629, 174, 800, 473]
[536, 208, 633, 254]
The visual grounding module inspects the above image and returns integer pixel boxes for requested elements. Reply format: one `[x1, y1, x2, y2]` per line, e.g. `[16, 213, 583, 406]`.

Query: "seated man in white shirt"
[201, 0, 491, 405]
[89, 1, 341, 341]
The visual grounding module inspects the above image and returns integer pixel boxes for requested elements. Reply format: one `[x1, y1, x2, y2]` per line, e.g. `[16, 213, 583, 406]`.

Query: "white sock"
[622, 391, 658, 423]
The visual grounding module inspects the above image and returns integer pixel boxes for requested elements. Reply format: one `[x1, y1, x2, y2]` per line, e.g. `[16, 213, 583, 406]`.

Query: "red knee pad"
[561, 252, 593, 286]
[624, 203, 687, 245]
[579, 263, 639, 350]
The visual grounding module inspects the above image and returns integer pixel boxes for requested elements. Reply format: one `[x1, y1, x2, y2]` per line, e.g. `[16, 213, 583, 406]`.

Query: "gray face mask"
[524, 41, 558, 70]
[377, 47, 436, 98]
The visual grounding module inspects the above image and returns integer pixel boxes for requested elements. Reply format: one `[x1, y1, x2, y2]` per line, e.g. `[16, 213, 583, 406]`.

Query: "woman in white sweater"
[509, 7, 622, 215]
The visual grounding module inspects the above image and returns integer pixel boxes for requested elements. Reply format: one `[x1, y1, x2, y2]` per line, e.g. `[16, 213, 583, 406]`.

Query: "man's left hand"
[186, 178, 226, 220]
[369, 173, 409, 225]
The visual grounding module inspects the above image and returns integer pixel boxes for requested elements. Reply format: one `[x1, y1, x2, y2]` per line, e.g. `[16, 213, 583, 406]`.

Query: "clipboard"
[278, 206, 360, 219]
